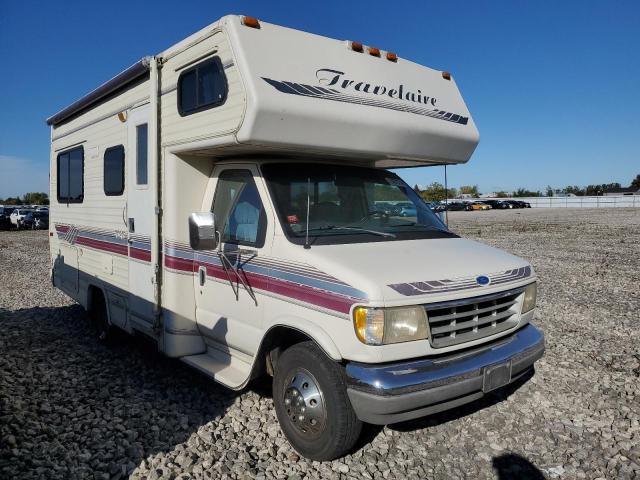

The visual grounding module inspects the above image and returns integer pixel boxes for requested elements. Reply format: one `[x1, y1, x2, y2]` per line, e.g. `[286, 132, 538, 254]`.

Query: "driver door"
[193, 165, 270, 357]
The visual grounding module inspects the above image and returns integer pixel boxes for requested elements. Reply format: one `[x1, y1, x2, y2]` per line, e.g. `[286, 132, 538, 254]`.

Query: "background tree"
[562, 185, 585, 196]
[459, 185, 479, 198]
[22, 192, 49, 205]
[513, 188, 541, 197]
[1, 196, 22, 205]
[545, 186, 554, 197]
[629, 174, 640, 189]
[495, 191, 509, 198]
[419, 182, 457, 202]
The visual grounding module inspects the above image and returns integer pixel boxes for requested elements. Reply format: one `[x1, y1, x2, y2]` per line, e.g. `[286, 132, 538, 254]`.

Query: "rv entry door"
[126, 105, 155, 326]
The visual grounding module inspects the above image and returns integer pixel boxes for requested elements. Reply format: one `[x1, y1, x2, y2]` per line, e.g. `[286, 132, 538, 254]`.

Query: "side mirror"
[188, 212, 217, 250]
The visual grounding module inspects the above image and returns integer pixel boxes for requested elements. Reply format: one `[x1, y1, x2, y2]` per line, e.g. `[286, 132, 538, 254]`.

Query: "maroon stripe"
[163, 253, 359, 314]
[130, 247, 151, 262]
[75, 236, 128, 256]
[267, 276, 355, 314]
[165, 254, 196, 272]
[202, 261, 355, 314]
[56, 225, 70, 233]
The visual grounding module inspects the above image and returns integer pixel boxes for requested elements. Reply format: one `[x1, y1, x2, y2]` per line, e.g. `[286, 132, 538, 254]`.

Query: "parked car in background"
[0, 206, 14, 230]
[10, 208, 35, 229]
[480, 200, 509, 209]
[514, 200, 531, 208]
[503, 200, 524, 209]
[427, 201, 445, 213]
[35, 206, 50, 212]
[22, 210, 49, 230]
[469, 202, 491, 211]
[373, 202, 400, 216]
[446, 202, 472, 211]
[397, 202, 417, 217]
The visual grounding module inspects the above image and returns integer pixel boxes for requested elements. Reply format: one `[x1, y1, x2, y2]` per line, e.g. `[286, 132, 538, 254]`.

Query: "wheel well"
[87, 285, 106, 316]
[252, 326, 316, 380]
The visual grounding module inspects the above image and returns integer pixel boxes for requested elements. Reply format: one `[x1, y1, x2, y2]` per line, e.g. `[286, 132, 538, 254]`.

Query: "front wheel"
[273, 342, 362, 461]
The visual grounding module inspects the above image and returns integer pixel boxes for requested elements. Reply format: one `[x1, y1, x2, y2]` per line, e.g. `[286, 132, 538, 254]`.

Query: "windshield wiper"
[305, 225, 396, 238]
[327, 225, 396, 238]
[391, 221, 451, 233]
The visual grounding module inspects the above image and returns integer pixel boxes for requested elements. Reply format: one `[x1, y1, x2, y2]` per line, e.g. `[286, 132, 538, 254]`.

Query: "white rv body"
[48, 15, 543, 459]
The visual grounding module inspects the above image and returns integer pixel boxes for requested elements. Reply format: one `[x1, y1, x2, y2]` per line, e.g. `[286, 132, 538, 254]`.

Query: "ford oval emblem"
[476, 275, 490, 286]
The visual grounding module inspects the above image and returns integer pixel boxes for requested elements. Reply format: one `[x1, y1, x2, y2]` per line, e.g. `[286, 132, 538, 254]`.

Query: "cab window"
[212, 170, 266, 248]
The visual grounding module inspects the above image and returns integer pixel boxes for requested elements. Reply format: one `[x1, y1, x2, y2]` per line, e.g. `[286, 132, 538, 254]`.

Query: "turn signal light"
[242, 16, 261, 29]
[442, 71, 451, 80]
[368, 47, 381, 57]
[351, 41, 364, 53]
[386, 52, 398, 62]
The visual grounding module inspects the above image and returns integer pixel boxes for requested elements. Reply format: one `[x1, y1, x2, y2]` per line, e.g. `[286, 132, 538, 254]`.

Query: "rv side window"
[57, 146, 84, 203]
[136, 124, 148, 185]
[104, 145, 125, 195]
[178, 57, 227, 116]
[212, 170, 266, 248]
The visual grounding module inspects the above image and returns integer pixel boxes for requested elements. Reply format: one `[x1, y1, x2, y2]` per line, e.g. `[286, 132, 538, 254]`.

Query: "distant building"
[604, 187, 640, 196]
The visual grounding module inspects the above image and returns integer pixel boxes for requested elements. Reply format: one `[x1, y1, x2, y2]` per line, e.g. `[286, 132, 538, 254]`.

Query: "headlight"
[353, 306, 429, 345]
[522, 282, 537, 313]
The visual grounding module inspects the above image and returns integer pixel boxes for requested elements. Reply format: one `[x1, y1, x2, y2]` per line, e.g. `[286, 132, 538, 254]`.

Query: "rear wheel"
[273, 341, 362, 461]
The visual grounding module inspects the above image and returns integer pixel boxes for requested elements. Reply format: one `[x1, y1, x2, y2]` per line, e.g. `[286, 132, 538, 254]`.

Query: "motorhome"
[47, 15, 544, 460]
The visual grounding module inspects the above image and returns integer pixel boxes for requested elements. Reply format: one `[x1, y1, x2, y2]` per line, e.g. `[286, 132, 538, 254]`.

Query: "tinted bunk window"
[104, 145, 125, 195]
[178, 57, 227, 116]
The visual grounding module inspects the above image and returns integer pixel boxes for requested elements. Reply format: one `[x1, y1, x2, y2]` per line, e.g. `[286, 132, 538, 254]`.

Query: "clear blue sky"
[1, 0, 638, 197]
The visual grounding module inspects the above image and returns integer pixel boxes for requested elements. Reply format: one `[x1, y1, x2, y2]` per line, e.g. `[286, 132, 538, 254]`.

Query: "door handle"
[198, 266, 206, 286]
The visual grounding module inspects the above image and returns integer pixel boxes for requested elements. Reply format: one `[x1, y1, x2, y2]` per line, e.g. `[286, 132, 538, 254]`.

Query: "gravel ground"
[1, 208, 639, 479]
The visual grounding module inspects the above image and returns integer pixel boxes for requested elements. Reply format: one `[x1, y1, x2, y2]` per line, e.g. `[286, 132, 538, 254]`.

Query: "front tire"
[273, 341, 362, 461]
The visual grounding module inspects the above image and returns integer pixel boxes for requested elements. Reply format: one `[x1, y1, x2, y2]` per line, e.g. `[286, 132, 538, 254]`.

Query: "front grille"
[425, 288, 523, 348]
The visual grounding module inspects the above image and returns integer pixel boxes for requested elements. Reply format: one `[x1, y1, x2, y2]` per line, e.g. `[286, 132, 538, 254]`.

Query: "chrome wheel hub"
[283, 369, 326, 436]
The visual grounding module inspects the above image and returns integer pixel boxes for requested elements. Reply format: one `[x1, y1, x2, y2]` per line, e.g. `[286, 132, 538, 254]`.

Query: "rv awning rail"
[46, 57, 152, 126]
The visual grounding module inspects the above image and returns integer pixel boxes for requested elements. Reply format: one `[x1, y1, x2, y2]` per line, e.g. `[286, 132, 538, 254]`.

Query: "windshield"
[262, 163, 454, 245]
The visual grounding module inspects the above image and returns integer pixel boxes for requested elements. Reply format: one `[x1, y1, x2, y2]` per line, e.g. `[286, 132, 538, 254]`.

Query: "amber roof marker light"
[386, 52, 398, 62]
[350, 41, 364, 53]
[242, 16, 261, 29]
[368, 47, 381, 57]
[442, 71, 452, 80]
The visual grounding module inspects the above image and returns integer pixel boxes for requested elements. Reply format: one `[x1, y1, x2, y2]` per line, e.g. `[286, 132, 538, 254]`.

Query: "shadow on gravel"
[0, 305, 239, 479]
[492, 453, 546, 479]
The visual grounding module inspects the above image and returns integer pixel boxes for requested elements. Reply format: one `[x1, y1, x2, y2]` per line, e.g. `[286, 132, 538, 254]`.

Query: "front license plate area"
[483, 361, 512, 393]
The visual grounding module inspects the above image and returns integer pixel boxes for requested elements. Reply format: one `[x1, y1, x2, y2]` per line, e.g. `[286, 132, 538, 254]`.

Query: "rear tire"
[273, 341, 362, 461]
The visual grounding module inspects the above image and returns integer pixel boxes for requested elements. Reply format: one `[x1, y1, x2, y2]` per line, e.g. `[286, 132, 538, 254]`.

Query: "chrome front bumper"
[345, 323, 545, 425]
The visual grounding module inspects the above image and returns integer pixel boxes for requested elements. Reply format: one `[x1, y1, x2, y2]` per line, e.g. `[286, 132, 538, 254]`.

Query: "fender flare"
[244, 316, 344, 385]
[262, 316, 343, 361]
